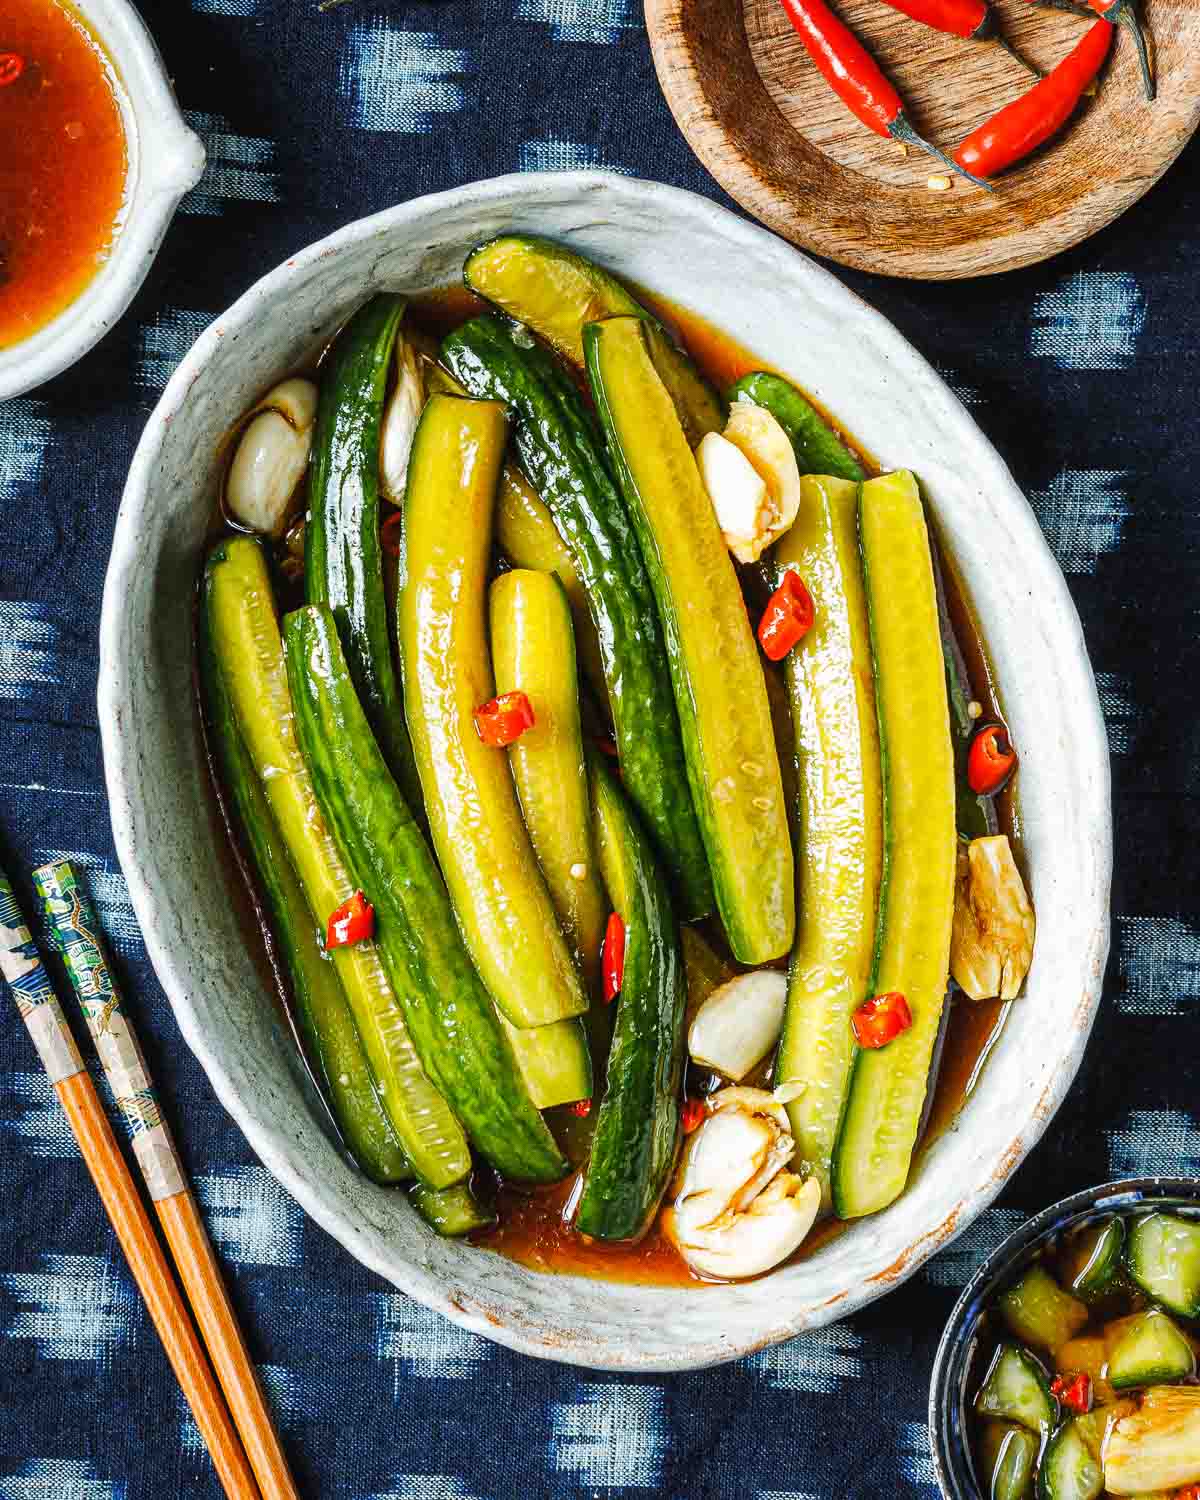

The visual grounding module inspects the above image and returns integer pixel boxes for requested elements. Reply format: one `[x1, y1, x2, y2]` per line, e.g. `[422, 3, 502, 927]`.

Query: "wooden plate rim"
[646, 0, 1200, 280]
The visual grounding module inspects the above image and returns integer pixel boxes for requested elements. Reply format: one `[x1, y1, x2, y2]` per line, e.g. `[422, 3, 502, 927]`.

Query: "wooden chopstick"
[33, 859, 300, 1500]
[0, 867, 260, 1500]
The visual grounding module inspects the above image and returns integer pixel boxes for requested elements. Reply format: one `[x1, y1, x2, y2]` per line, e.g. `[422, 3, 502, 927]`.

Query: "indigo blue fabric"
[1, 1, 1197, 1495]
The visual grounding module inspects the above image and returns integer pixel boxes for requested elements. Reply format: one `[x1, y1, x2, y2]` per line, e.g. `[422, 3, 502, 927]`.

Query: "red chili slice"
[757, 570, 815, 662]
[327, 889, 374, 949]
[602, 911, 626, 1003]
[852, 991, 912, 1049]
[380, 511, 403, 558]
[570, 1098, 592, 1118]
[967, 721, 1017, 796]
[1050, 1372, 1092, 1414]
[681, 1098, 706, 1134]
[0, 53, 24, 87]
[473, 690, 535, 747]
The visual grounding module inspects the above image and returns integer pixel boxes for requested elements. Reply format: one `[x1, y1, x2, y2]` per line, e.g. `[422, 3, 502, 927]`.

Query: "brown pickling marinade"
[201, 289, 1014, 1285]
[0, 0, 126, 349]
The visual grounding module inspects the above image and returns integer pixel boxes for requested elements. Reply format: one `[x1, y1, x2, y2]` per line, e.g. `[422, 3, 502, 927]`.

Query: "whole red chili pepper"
[327, 889, 374, 948]
[874, 0, 1036, 76]
[602, 911, 626, 1003]
[966, 721, 1018, 795]
[473, 690, 535, 747]
[757, 569, 815, 661]
[954, 20, 1113, 179]
[1050, 1372, 1092, 1414]
[0, 53, 23, 87]
[778, 0, 990, 188]
[852, 991, 912, 1048]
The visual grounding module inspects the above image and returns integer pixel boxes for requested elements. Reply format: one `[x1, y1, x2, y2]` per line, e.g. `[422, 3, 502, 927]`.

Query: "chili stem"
[891, 115, 993, 191]
[1116, 3, 1154, 100]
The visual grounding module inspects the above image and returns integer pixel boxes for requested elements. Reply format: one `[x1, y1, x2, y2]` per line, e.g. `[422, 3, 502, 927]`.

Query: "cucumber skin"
[410, 1180, 496, 1236]
[1126, 1212, 1200, 1319]
[441, 315, 713, 921]
[200, 579, 410, 1186]
[285, 604, 567, 1185]
[771, 476, 882, 1210]
[462, 234, 725, 444]
[584, 316, 794, 964]
[728, 373, 865, 483]
[305, 295, 424, 819]
[205, 536, 468, 1186]
[1037, 1420, 1103, 1500]
[489, 568, 606, 987]
[577, 754, 688, 1242]
[831, 473, 956, 1219]
[397, 391, 588, 1031]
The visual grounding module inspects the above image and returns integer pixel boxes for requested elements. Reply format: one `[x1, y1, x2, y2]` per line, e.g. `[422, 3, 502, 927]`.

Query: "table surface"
[1, 2, 1196, 1496]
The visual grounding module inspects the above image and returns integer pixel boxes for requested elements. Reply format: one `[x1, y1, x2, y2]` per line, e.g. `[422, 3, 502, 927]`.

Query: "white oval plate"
[99, 172, 1111, 1371]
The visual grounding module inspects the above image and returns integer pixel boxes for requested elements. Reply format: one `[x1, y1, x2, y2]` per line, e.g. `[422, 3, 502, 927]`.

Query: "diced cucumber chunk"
[409, 1180, 496, 1236]
[1038, 1419, 1103, 1500]
[978, 1419, 1038, 1500]
[1108, 1308, 1196, 1390]
[1072, 1403, 1131, 1463]
[1064, 1216, 1125, 1298]
[976, 1344, 1058, 1434]
[1000, 1267, 1089, 1354]
[1126, 1211, 1200, 1319]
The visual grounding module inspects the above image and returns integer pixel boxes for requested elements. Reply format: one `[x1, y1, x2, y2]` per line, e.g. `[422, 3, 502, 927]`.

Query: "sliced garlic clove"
[379, 334, 427, 506]
[225, 377, 318, 537]
[951, 834, 1036, 1001]
[695, 431, 771, 564]
[688, 969, 787, 1081]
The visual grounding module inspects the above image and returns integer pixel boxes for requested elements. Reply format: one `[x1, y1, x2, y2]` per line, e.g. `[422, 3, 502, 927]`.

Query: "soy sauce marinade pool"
[198, 276, 1019, 1286]
[968, 1206, 1200, 1499]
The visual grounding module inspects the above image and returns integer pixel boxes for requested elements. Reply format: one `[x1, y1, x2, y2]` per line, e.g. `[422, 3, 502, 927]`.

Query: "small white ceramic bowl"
[99, 173, 1112, 1371]
[0, 0, 204, 401]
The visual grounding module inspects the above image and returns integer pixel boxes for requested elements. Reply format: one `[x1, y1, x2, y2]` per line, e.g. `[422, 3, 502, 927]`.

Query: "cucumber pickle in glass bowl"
[930, 1179, 1200, 1500]
[99, 172, 1111, 1370]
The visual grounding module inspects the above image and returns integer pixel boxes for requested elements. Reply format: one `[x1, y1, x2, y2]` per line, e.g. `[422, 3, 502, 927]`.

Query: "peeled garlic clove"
[379, 334, 427, 506]
[688, 969, 787, 1081]
[951, 834, 1036, 1002]
[695, 431, 771, 564]
[674, 1107, 782, 1225]
[225, 377, 318, 537]
[724, 398, 802, 552]
[667, 1173, 820, 1280]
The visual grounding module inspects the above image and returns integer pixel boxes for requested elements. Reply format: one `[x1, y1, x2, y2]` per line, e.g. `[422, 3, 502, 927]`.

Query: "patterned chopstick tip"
[33, 858, 184, 1201]
[0, 867, 85, 1084]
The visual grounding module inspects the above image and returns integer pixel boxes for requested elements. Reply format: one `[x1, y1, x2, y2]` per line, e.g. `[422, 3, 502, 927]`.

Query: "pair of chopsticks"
[0, 858, 300, 1500]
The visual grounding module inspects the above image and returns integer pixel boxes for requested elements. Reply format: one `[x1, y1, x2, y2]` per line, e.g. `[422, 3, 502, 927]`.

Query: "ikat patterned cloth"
[0, 0, 1196, 1495]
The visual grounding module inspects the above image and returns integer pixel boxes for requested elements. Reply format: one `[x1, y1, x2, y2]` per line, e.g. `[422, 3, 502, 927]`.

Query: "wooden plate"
[646, 0, 1196, 278]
